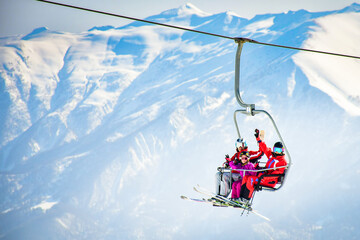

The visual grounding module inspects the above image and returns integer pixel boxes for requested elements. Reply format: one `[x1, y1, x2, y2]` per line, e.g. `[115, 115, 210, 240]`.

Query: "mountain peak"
[341, 2, 360, 12]
[160, 3, 210, 18]
[22, 27, 49, 40]
[224, 10, 241, 18]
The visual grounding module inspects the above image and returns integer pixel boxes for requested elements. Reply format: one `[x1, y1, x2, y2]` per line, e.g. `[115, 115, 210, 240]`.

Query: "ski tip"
[252, 210, 271, 222]
[180, 195, 188, 200]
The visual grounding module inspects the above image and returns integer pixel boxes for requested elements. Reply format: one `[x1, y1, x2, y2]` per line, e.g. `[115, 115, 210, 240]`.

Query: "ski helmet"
[240, 151, 250, 158]
[235, 138, 247, 149]
[273, 142, 284, 154]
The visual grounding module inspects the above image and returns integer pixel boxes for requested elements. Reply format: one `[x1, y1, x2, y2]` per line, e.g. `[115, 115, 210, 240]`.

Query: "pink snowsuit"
[229, 161, 256, 199]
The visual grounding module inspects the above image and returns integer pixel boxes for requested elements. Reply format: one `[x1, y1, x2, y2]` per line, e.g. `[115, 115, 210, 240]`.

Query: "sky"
[0, 0, 359, 37]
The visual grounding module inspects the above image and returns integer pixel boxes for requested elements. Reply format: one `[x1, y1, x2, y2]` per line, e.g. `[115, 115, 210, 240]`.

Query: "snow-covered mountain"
[1, 3, 360, 239]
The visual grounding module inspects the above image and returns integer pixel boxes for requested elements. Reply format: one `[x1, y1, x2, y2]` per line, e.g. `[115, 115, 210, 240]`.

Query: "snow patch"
[55, 152, 88, 174]
[180, 3, 210, 17]
[255, 94, 272, 111]
[106, 132, 125, 142]
[170, 108, 194, 146]
[287, 70, 296, 97]
[162, 3, 210, 18]
[225, 10, 242, 19]
[200, 92, 231, 115]
[242, 17, 276, 36]
[56, 218, 69, 229]
[293, 12, 360, 116]
[1, 208, 13, 214]
[55, 213, 75, 230]
[31, 200, 58, 213]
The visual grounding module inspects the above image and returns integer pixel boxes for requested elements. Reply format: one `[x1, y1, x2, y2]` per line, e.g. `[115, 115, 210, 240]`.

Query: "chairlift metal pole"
[234, 38, 255, 115]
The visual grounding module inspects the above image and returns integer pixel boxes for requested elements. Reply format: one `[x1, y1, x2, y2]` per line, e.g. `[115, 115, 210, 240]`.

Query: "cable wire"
[36, 0, 360, 60]
[36, 0, 234, 40]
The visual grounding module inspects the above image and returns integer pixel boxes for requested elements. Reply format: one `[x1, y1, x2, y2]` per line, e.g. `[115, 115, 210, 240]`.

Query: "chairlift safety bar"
[217, 165, 287, 173]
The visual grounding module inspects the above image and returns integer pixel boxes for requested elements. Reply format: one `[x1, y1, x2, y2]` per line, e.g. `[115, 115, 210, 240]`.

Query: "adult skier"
[215, 138, 263, 197]
[239, 129, 288, 205]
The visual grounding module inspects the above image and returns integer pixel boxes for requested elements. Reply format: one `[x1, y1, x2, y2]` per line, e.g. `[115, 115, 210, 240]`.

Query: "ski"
[192, 185, 271, 221]
[193, 185, 251, 210]
[180, 195, 229, 207]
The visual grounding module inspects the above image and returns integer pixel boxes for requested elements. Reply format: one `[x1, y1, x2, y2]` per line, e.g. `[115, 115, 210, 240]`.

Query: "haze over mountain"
[1, 3, 360, 239]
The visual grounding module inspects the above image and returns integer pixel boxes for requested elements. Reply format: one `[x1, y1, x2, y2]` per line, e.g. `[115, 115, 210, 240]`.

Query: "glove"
[254, 129, 259, 138]
[223, 162, 229, 168]
[225, 154, 229, 159]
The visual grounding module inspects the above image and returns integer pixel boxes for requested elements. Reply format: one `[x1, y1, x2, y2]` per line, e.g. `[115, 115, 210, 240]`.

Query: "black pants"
[240, 184, 251, 200]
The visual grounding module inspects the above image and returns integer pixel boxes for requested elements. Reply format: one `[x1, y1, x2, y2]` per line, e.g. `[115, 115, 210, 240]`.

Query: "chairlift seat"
[254, 168, 288, 192]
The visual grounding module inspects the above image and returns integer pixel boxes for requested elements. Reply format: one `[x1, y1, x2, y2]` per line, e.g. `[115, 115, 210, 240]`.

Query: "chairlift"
[231, 38, 292, 192]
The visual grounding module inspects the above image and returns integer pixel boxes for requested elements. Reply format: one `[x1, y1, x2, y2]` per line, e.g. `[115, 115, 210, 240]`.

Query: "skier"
[215, 138, 263, 197]
[228, 139, 263, 166]
[239, 129, 288, 205]
[228, 151, 256, 201]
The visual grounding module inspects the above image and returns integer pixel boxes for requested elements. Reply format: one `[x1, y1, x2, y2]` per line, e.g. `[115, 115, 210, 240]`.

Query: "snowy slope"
[293, 11, 360, 116]
[1, 3, 360, 240]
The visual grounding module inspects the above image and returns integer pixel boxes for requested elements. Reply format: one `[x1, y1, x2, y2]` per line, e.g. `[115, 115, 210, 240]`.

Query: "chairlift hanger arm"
[234, 40, 255, 115]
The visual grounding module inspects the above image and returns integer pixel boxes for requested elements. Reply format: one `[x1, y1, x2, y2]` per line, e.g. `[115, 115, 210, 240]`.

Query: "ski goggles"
[273, 147, 284, 154]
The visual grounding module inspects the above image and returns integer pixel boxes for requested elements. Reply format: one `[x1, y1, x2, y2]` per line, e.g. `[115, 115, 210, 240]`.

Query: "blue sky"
[0, 0, 358, 37]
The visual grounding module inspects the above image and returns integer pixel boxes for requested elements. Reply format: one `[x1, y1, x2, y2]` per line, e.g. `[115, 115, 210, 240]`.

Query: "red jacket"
[256, 137, 287, 186]
[229, 148, 263, 163]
